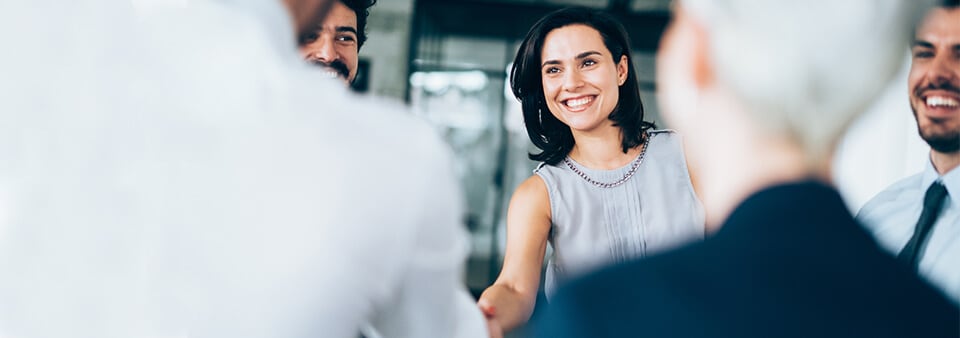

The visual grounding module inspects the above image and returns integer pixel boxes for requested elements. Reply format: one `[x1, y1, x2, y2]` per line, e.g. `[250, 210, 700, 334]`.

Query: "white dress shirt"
[0, 2, 486, 338]
[858, 157, 960, 303]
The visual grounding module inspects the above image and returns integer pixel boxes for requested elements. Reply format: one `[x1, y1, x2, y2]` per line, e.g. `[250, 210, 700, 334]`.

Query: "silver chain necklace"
[563, 133, 652, 189]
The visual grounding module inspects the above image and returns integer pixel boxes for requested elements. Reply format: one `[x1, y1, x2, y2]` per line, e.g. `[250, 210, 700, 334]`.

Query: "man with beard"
[298, 0, 374, 84]
[858, 0, 960, 303]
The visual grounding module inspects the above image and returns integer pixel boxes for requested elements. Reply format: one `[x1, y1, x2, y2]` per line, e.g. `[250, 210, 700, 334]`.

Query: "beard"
[911, 79, 960, 153]
[920, 128, 960, 153]
[309, 59, 351, 81]
[912, 103, 960, 153]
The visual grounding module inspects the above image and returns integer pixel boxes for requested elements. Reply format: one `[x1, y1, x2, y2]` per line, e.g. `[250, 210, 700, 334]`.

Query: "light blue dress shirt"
[858, 159, 960, 303]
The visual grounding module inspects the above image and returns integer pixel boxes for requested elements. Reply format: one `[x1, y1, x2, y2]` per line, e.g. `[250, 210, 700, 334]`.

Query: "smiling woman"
[511, 8, 650, 166]
[476, 7, 705, 337]
[539, 27, 627, 139]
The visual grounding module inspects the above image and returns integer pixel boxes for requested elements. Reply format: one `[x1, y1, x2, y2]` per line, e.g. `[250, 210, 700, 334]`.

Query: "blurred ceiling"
[414, 0, 671, 51]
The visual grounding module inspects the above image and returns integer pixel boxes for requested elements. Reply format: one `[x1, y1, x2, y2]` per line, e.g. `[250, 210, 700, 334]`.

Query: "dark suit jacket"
[536, 181, 959, 338]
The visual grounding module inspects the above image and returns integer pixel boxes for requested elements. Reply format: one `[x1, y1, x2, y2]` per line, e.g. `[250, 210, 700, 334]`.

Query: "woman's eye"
[545, 67, 560, 74]
[583, 59, 597, 67]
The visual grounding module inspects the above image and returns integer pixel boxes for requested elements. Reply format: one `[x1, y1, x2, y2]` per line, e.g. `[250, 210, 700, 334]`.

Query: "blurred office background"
[357, 0, 927, 334]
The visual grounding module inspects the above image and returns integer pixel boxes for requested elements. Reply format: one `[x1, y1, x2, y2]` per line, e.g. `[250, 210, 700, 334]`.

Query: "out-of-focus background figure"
[857, 0, 960, 304]
[535, 0, 959, 337]
[0, 0, 486, 337]
[476, 7, 703, 337]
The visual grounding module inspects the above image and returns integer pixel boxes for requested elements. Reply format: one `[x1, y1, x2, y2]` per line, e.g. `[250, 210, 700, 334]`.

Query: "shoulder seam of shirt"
[534, 162, 547, 173]
[857, 172, 923, 218]
[648, 128, 676, 134]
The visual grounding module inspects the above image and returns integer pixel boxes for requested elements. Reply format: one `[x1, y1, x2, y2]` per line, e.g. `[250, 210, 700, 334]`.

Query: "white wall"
[833, 57, 929, 213]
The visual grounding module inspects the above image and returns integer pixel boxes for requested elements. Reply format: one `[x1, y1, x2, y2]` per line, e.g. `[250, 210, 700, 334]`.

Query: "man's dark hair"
[510, 7, 655, 165]
[911, 0, 959, 40]
[340, 0, 377, 50]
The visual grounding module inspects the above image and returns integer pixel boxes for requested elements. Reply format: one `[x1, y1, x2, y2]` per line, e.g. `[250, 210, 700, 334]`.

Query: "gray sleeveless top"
[535, 130, 705, 297]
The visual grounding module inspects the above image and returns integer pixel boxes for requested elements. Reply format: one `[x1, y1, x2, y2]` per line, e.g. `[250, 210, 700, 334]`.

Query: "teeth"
[565, 96, 593, 108]
[927, 96, 959, 108]
[322, 71, 339, 79]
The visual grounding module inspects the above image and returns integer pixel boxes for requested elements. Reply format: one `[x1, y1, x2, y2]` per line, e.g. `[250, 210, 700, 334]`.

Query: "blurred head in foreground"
[657, 0, 927, 224]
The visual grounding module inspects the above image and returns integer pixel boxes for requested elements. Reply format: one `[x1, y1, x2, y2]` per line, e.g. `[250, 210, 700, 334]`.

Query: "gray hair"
[682, 0, 931, 162]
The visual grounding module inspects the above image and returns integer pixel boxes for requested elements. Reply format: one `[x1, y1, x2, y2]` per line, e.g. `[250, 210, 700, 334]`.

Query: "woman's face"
[540, 24, 628, 134]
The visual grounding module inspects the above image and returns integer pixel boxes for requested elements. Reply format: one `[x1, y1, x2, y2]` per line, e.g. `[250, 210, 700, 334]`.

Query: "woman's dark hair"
[510, 7, 655, 165]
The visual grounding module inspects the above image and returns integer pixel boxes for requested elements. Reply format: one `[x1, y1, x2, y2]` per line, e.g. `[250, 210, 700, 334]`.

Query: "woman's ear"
[617, 55, 629, 86]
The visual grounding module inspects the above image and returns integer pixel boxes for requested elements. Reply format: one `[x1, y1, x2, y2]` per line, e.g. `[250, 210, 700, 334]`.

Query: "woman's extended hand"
[478, 299, 504, 338]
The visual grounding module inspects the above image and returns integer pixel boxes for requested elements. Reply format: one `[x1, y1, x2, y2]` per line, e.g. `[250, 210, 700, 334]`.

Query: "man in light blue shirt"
[857, 0, 960, 303]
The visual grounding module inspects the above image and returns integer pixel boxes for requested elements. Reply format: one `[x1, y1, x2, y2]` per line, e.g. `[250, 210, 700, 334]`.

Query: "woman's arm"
[477, 175, 552, 334]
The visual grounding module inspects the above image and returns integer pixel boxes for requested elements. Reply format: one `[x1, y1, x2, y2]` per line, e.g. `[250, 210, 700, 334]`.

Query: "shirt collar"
[921, 155, 960, 208]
